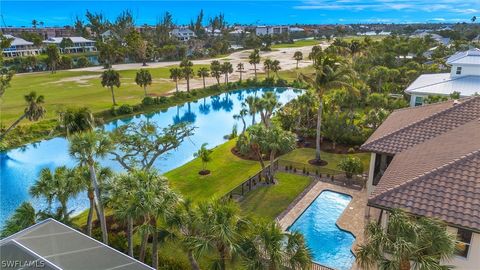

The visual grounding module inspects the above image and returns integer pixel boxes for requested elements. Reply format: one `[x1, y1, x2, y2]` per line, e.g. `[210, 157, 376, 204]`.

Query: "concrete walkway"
[277, 179, 367, 270]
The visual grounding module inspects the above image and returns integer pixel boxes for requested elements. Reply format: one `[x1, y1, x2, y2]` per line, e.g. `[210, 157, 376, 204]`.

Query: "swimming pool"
[288, 190, 355, 270]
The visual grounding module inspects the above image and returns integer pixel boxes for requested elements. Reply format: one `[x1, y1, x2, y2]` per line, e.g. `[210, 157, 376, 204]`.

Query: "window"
[456, 66, 462, 75]
[414, 96, 423, 107]
[455, 228, 472, 257]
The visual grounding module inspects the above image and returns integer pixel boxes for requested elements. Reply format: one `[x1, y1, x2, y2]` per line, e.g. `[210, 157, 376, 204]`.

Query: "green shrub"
[142, 96, 155, 105]
[117, 104, 133, 115]
[276, 78, 288, 87]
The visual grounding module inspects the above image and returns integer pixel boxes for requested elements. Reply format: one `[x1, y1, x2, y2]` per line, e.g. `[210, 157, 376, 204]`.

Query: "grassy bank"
[271, 39, 321, 48]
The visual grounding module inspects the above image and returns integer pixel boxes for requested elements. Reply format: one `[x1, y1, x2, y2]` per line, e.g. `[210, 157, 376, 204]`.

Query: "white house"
[411, 31, 450, 46]
[2, 34, 40, 57]
[405, 48, 480, 106]
[361, 97, 480, 270]
[43, 36, 96, 53]
[255, 26, 289, 36]
[169, 28, 196, 41]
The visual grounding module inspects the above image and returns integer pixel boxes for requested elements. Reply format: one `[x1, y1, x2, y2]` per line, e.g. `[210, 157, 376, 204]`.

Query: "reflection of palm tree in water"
[172, 105, 183, 124]
[181, 102, 197, 123]
[211, 95, 222, 111]
[221, 93, 234, 112]
[199, 98, 211, 115]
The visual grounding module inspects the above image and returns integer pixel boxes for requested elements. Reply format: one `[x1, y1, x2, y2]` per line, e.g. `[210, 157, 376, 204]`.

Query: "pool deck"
[277, 178, 367, 270]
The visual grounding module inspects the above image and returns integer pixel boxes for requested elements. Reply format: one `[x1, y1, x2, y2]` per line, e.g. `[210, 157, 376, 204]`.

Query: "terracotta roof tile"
[361, 96, 480, 154]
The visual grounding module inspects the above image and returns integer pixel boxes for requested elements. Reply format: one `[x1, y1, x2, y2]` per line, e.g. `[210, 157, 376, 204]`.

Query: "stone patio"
[277, 178, 368, 270]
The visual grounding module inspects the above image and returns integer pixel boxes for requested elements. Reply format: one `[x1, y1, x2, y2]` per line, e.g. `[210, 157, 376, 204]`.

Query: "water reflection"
[0, 88, 301, 225]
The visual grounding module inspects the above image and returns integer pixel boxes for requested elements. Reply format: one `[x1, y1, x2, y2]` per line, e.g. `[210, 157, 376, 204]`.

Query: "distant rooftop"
[43, 37, 95, 44]
[447, 48, 480, 65]
[0, 219, 154, 270]
[2, 34, 33, 46]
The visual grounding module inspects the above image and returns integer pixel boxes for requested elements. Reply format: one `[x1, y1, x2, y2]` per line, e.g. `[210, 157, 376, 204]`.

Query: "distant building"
[411, 31, 450, 46]
[289, 27, 305, 33]
[255, 26, 289, 36]
[0, 218, 154, 270]
[205, 27, 222, 37]
[169, 28, 196, 41]
[405, 48, 480, 106]
[0, 26, 74, 39]
[43, 36, 96, 53]
[229, 29, 249, 36]
[2, 34, 40, 57]
[357, 31, 391, 36]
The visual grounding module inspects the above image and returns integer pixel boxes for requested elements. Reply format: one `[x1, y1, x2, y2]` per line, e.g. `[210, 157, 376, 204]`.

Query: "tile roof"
[361, 96, 480, 155]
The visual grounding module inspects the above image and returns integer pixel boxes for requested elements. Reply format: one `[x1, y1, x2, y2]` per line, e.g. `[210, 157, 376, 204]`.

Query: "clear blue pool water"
[288, 190, 355, 270]
[0, 87, 300, 226]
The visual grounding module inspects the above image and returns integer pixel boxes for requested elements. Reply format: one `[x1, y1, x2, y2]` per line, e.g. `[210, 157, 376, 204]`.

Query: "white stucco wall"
[450, 64, 480, 77]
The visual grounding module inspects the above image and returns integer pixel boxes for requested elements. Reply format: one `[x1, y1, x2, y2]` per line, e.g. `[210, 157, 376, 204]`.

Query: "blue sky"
[1, 0, 479, 26]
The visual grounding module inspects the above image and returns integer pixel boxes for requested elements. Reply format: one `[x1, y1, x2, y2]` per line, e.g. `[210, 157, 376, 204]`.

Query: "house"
[43, 36, 96, 53]
[0, 218, 154, 270]
[255, 26, 289, 36]
[2, 34, 40, 57]
[169, 28, 196, 41]
[205, 27, 222, 37]
[361, 97, 480, 269]
[411, 31, 450, 46]
[405, 48, 480, 106]
[289, 27, 305, 33]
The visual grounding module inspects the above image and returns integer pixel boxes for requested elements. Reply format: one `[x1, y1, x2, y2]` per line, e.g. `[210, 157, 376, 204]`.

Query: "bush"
[132, 104, 143, 112]
[142, 96, 155, 105]
[76, 56, 90, 68]
[337, 156, 363, 179]
[110, 106, 118, 116]
[276, 78, 288, 87]
[117, 104, 133, 115]
[262, 77, 275, 87]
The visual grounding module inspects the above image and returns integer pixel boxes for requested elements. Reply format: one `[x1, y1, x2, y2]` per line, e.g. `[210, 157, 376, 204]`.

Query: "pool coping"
[277, 178, 367, 270]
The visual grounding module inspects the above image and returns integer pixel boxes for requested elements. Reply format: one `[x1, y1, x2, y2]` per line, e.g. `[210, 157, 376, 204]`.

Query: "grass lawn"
[271, 39, 321, 48]
[240, 172, 312, 220]
[165, 139, 261, 201]
[279, 148, 370, 173]
[1, 65, 209, 126]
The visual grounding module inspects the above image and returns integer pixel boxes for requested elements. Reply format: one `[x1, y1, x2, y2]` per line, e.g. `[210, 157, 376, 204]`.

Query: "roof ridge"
[362, 96, 479, 150]
[406, 74, 468, 92]
[370, 149, 480, 201]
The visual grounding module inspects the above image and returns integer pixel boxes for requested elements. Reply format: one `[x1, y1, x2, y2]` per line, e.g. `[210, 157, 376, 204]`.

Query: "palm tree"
[258, 92, 281, 128]
[299, 53, 355, 164]
[45, 44, 60, 73]
[1, 202, 37, 237]
[293, 51, 303, 69]
[233, 103, 248, 134]
[58, 107, 95, 136]
[30, 166, 80, 221]
[308, 45, 322, 65]
[271, 60, 281, 79]
[241, 221, 311, 270]
[197, 67, 210, 89]
[221, 61, 233, 84]
[106, 171, 139, 257]
[264, 125, 296, 182]
[135, 69, 152, 97]
[169, 67, 182, 93]
[133, 169, 179, 268]
[69, 130, 113, 244]
[245, 95, 260, 125]
[193, 143, 213, 173]
[0, 91, 46, 141]
[249, 49, 261, 79]
[263, 59, 272, 78]
[197, 200, 245, 270]
[210, 60, 222, 85]
[166, 200, 202, 270]
[101, 69, 121, 105]
[236, 62, 245, 81]
[31, 19, 38, 28]
[180, 59, 194, 92]
[356, 210, 456, 270]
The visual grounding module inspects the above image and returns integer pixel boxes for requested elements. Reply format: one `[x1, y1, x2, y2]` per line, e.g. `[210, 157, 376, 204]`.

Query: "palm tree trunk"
[127, 216, 134, 257]
[0, 114, 26, 141]
[400, 258, 410, 270]
[269, 150, 276, 184]
[241, 118, 246, 134]
[296, 60, 299, 69]
[110, 86, 117, 105]
[86, 189, 94, 236]
[254, 64, 257, 78]
[315, 98, 323, 162]
[139, 229, 149, 262]
[239, 71, 242, 81]
[219, 246, 227, 270]
[187, 250, 200, 270]
[202, 76, 206, 89]
[89, 163, 108, 244]
[151, 219, 158, 269]
[186, 77, 190, 92]
[60, 200, 68, 221]
[175, 80, 179, 93]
